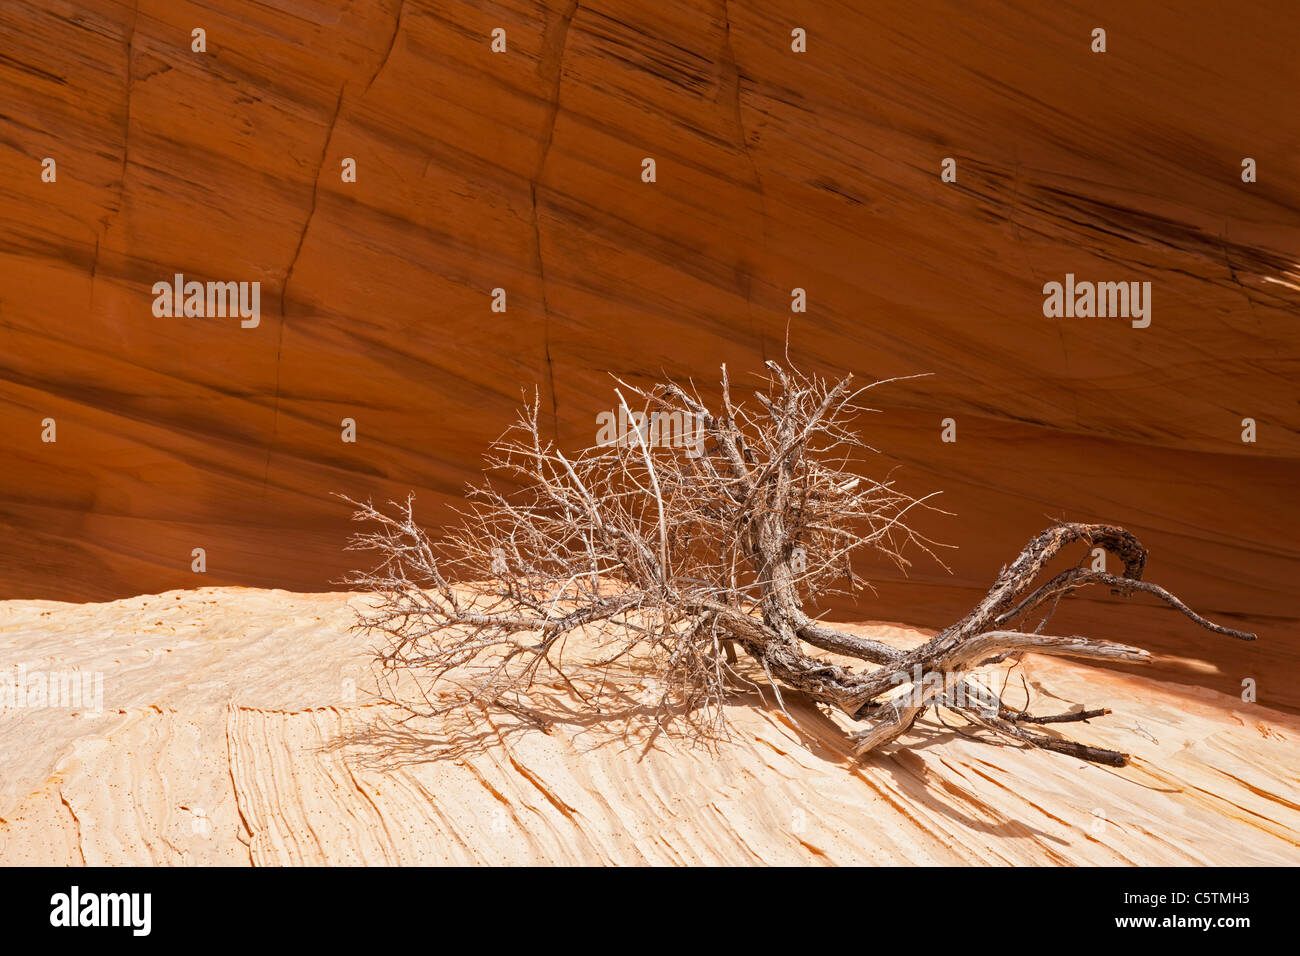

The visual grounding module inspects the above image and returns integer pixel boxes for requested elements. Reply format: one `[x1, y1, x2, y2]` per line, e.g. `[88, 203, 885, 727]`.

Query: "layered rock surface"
[1, 587, 1297, 865]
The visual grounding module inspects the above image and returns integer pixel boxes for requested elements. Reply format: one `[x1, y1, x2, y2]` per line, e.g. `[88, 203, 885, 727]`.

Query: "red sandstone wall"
[0, 1, 1296, 703]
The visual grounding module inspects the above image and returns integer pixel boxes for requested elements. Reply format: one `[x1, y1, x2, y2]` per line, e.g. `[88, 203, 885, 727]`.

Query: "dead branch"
[342, 359, 1256, 766]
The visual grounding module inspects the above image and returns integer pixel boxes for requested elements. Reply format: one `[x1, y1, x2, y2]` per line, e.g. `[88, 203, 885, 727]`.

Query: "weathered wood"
[346, 360, 1258, 767]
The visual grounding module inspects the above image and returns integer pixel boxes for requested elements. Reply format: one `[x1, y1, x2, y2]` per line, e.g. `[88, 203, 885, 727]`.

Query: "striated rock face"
[1, 588, 1297, 865]
[0, 3, 1296, 702]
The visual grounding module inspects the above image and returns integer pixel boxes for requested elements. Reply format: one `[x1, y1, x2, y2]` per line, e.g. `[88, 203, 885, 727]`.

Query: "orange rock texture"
[0, 3, 1296, 703]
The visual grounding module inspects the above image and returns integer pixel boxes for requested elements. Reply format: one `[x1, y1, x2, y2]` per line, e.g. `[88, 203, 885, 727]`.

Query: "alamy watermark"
[151, 273, 260, 328]
[49, 886, 150, 936]
[596, 406, 706, 458]
[1042, 273, 1151, 328]
[0, 664, 103, 714]
[882, 664, 1000, 715]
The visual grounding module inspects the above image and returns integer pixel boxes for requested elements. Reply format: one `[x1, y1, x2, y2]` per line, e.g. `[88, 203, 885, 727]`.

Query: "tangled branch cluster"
[344, 360, 1254, 766]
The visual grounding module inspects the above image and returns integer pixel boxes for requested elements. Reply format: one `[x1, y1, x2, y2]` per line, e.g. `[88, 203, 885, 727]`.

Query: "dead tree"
[343, 360, 1255, 766]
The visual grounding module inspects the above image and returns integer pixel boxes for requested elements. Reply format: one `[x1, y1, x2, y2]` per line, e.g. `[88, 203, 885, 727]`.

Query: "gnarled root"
[760, 522, 1255, 766]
